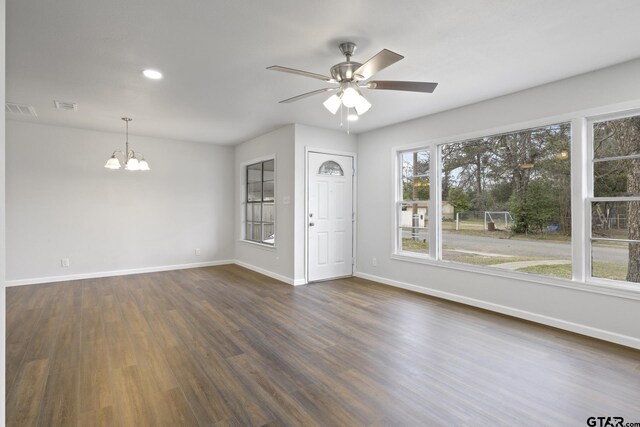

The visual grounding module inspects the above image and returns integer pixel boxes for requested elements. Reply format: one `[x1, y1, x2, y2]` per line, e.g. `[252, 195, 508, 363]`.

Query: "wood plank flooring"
[6, 264, 640, 426]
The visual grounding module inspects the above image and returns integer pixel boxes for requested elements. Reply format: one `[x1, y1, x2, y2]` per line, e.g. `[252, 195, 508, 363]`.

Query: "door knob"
[309, 222, 315, 227]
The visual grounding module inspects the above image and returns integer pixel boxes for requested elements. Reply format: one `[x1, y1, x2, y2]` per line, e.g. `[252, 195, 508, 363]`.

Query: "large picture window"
[393, 111, 640, 291]
[440, 123, 572, 280]
[245, 159, 275, 245]
[590, 114, 640, 283]
[395, 123, 573, 282]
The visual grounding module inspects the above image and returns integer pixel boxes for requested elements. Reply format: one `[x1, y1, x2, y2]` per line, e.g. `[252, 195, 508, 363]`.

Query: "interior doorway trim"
[305, 147, 357, 284]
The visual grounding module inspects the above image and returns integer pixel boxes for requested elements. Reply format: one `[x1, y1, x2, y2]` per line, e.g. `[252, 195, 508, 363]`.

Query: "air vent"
[54, 100, 78, 111]
[5, 102, 38, 117]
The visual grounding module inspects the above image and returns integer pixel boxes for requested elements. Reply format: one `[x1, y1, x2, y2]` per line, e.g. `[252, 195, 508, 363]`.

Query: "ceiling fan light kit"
[268, 41, 437, 129]
[104, 117, 150, 171]
[323, 93, 342, 114]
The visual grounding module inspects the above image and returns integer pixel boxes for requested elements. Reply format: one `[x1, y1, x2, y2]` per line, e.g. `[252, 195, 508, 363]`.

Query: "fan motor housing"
[330, 61, 363, 82]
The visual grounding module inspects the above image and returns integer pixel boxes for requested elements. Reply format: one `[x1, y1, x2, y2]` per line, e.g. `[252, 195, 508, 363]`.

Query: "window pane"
[398, 151, 430, 257]
[590, 116, 640, 284]
[399, 202, 429, 255]
[591, 241, 637, 283]
[591, 201, 638, 241]
[401, 151, 429, 178]
[246, 222, 253, 241]
[441, 123, 572, 279]
[400, 227, 429, 254]
[247, 203, 261, 222]
[263, 223, 275, 244]
[262, 203, 275, 222]
[244, 158, 276, 245]
[594, 159, 640, 197]
[402, 176, 429, 201]
[247, 182, 262, 202]
[247, 163, 262, 183]
[251, 223, 262, 242]
[318, 160, 344, 176]
[263, 181, 274, 201]
[593, 117, 640, 159]
[263, 160, 275, 181]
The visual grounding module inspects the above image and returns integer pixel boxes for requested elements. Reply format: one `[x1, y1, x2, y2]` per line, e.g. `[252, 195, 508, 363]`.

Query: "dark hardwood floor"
[6, 264, 640, 426]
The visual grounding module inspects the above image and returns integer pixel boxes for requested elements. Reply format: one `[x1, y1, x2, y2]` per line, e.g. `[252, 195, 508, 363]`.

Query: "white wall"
[234, 125, 296, 283]
[6, 121, 234, 283]
[233, 124, 356, 285]
[356, 58, 640, 348]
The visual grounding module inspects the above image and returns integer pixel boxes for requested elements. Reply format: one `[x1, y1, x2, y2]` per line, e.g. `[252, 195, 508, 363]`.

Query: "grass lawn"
[401, 238, 428, 253]
[443, 253, 538, 266]
[516, 262, 628, 281]
[442, 225, 574, 242]
[403, 238, 629, 282]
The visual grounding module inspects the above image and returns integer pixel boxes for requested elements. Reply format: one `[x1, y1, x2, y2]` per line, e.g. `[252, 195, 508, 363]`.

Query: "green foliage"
[447, 188, 471, 213]
[489, 182, 513, 204]
[403, 179, 429, 201]
[509, 179, 558, 234]
[470, 191, 495, 211]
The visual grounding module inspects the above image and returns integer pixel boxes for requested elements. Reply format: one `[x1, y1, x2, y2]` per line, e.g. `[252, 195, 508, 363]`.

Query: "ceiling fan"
[267, 42, 438, 118]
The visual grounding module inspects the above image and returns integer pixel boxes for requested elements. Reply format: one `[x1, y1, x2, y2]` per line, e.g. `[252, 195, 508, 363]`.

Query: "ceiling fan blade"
[267, 65, 333, 82]
[353, 49, 404, 80]
[366, 80, 438, 93]
[279, 87, 338, 104]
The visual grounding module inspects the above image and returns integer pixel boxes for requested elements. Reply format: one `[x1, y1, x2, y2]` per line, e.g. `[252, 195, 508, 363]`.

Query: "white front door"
[308, 152, 354, 282]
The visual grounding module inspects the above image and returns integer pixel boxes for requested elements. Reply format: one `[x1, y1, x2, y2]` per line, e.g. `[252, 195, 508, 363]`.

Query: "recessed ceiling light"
[143, 69, 163, 80]
[347, 114, 359, 122]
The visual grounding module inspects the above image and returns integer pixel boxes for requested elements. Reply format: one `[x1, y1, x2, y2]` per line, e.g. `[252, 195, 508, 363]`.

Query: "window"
[395, 123, 573, 282]
[245, 159, 275, 245]
[440, 123, 572, 280]
[393, 112, 640, 291]
[590, 114, 640, 283]
[318, 160, 344, 176]
[396, 150, 430, 256]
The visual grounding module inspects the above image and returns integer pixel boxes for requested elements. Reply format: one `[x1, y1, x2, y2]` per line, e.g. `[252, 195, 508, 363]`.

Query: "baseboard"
[5, 260, 235, 287]
[354, 271, 640, 350]
[233, 260, 304, 286]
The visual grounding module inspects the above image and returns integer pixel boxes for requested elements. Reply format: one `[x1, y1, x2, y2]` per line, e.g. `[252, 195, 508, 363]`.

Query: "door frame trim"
[305, 148, 357, 284]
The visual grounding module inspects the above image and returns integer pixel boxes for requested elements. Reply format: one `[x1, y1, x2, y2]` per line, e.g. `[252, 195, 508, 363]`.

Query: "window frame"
[586, 109, 640, 287]
[395, 148, 434, 259]
[241, 156, 276, 248]
[391, 111, 640, 300]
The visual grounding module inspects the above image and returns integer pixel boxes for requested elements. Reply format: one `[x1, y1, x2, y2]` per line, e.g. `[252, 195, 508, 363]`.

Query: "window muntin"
[245, 159, 275, 245]
[590, 115, 640, 283]
[397, 150, 430, 256]
[439, 123, 572, 279]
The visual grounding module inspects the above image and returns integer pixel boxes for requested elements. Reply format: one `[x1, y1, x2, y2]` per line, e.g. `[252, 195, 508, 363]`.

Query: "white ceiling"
[7, 0, 640, 145]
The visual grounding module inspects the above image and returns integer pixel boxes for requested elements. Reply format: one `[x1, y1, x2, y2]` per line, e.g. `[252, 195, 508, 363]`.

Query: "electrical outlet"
[372, 257, 377, 267]
[195, 248, 201, 256]
[61, 258, 70, 268]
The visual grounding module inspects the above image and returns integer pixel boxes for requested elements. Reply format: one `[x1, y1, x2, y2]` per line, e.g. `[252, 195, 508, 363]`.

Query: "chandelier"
[104, 117, 150, 171]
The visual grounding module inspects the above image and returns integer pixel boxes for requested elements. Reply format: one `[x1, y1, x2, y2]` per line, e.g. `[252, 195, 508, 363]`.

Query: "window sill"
[240, 240, 277, 251]
[390, 253, 640, 301]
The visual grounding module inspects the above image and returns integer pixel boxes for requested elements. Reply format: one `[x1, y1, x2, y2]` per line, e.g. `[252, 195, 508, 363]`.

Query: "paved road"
[402, 230, 627, 264]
